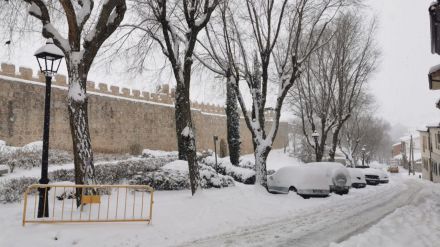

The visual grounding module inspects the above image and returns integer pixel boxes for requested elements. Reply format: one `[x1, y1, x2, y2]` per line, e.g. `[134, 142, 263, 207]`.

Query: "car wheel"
[300, 195, 310, 199]
[289, 186, 297, 192]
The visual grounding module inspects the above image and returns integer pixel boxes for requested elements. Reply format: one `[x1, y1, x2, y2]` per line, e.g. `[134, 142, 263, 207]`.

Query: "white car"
[267, 166, 330, 199]
[347, 168, 366, 188]
[377, 169, 389, 183]
[355, 166, 381, 185]
[307, 162, 351, 195]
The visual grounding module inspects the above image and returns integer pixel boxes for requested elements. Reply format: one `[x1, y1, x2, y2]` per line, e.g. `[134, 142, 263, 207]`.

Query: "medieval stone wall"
[0, 63, 289, 155]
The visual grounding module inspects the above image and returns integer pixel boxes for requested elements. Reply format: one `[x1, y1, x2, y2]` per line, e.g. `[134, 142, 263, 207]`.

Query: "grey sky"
[1, 0, 439, 131]
[366, 0, 440, 130]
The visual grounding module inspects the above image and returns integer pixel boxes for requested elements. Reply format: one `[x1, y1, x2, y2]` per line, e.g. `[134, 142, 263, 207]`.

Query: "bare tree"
[0, 1, 127, 189]
[328, 12, 379, 161]
[289, 10, 378, 162]
[221, 0, 347, 188]
[124, 0, 220, 195]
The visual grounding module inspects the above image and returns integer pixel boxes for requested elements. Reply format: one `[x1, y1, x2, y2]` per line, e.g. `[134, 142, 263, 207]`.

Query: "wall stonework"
[0, 63, 288, 155]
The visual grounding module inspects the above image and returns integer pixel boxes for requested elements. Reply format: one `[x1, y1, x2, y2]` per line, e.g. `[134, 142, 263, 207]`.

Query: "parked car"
[355, 166, 381, 185]
[267, 166, 330, 199]
[307, 162, 351, 195]
[377, 170, 389, 183]
[388, 165, 399, 173]
[347, 168, 366, 188]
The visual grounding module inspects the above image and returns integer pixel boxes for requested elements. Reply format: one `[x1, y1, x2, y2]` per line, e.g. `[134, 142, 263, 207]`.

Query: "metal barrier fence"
[22, 184, 154, 226]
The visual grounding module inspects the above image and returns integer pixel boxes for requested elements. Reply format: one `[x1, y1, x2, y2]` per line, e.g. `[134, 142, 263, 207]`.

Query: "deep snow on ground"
[0, 150, 438, 247]
[331, 172, 439, 247]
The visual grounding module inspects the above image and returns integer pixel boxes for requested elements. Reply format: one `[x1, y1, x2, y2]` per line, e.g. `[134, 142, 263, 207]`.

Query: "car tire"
[289, 186, 297, 192]
[300, 195, 310, 199]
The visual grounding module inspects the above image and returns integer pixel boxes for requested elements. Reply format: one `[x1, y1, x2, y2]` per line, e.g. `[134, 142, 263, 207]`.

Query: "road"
[179, 178, 423, 247]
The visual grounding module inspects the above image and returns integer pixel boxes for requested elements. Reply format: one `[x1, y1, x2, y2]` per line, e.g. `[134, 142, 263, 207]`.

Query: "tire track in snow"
[179, 179, 423, 247]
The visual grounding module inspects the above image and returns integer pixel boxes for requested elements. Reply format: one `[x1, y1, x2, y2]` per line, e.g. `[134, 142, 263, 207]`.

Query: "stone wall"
[0, 63, 289, 155]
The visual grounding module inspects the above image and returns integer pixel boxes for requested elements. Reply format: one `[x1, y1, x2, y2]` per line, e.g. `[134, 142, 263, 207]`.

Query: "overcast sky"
[365, 0, 440, 131]
[1, 0, 440, 132]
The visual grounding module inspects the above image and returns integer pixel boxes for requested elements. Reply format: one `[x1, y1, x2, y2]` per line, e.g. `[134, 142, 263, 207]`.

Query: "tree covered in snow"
[0, 0, 127, 190]
[123, 0, 221, 195]
[288, 10, 378, 162]
[217, 0, 349, 188]
[194, 2, 241, 166]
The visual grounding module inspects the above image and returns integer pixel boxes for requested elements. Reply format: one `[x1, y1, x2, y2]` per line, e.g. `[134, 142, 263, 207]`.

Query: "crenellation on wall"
[121, 87, 130, 97]
[132, 90, 141, 98]
[141, 91, 150, 100]
[110, 85, 120, 95]
[1, 63, 15, 76]
[18, 67, 33, 80]
[98, 83, 109, 93]
[55, 74, 67, 85]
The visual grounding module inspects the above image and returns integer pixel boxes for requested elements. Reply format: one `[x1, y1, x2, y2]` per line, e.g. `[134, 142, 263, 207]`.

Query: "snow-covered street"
[0, 150, 438, 247]
[184, 176, 428, 247]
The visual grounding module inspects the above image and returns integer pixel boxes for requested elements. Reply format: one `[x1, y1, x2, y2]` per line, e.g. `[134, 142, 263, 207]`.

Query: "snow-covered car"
[267, 166, 330, 199]
[347, 168, 366, 188]
[307, 162, 351, 195]
[377, 170, 389, 183]
[355, 166, 381, 185]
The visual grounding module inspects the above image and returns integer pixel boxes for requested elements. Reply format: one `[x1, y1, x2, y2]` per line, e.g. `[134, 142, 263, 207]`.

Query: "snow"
[181, 126, 194, 138]
[142, 149, 178, 158]
[332, 180, 440, 247]
[68, 80, 86, 102]
[162, 160, 188, 172]
[0, 150, 438, 246]
[28, 2, 42, 17]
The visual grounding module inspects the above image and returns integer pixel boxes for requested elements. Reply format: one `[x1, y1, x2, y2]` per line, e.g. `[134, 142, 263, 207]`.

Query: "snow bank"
[331, 182, 440, 247]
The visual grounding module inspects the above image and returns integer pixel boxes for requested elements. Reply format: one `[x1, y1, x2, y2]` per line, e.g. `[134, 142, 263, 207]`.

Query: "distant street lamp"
[361, 145, 366, 167]
[34, 39, 64, 218]
[213, 135, 219, 173]
[430, 1, 440, 55]
[311, 130, 320, 161]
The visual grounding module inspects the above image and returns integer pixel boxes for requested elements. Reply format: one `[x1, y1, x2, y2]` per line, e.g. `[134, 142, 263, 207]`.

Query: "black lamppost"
[213, 135, 219, 173]
[361, 145, 366, 167]
[311, 130, 319, 161]
[34, 39, 64, 218]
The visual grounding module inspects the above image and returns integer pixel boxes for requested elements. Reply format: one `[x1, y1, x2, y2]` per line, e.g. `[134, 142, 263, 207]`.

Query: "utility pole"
[411, 135, 415, 175]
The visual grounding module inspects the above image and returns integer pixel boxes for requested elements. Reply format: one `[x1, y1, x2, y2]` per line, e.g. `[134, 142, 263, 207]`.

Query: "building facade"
[419, 126, 440, 183]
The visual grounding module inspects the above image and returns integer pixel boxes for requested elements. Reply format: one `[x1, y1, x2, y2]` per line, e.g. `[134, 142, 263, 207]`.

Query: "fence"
[22, 184, 154, 226]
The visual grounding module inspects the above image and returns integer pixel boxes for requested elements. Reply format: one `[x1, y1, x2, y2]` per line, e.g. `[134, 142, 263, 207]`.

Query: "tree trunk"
[254, 142, 271, 188]
[67, 67, 96, 206]
[329, 125, 342, 162]
[174, 82, 200, 194]
[226, 76, 241, 166]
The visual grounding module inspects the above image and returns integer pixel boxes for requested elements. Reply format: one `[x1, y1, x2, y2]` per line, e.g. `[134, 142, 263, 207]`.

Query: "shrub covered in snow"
[130, 160, 234, 190]
[50, 157, 174, 184]
[0, 177, 39, 203]
[202, 156, 255, 184]
[0, 141, 72, 171]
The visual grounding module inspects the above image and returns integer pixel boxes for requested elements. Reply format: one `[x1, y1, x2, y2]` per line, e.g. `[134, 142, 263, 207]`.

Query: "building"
[391, 135, 421, 171]
[419, 125, 440, 183]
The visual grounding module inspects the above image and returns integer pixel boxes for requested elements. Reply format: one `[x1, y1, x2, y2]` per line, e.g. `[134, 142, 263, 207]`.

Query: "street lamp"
[213, 135, 219, 173]
[34, 39, 64, 218]
[361, 145, 366, 167]
[430, 1, 440, 55]
[311, 130, 320, 161]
